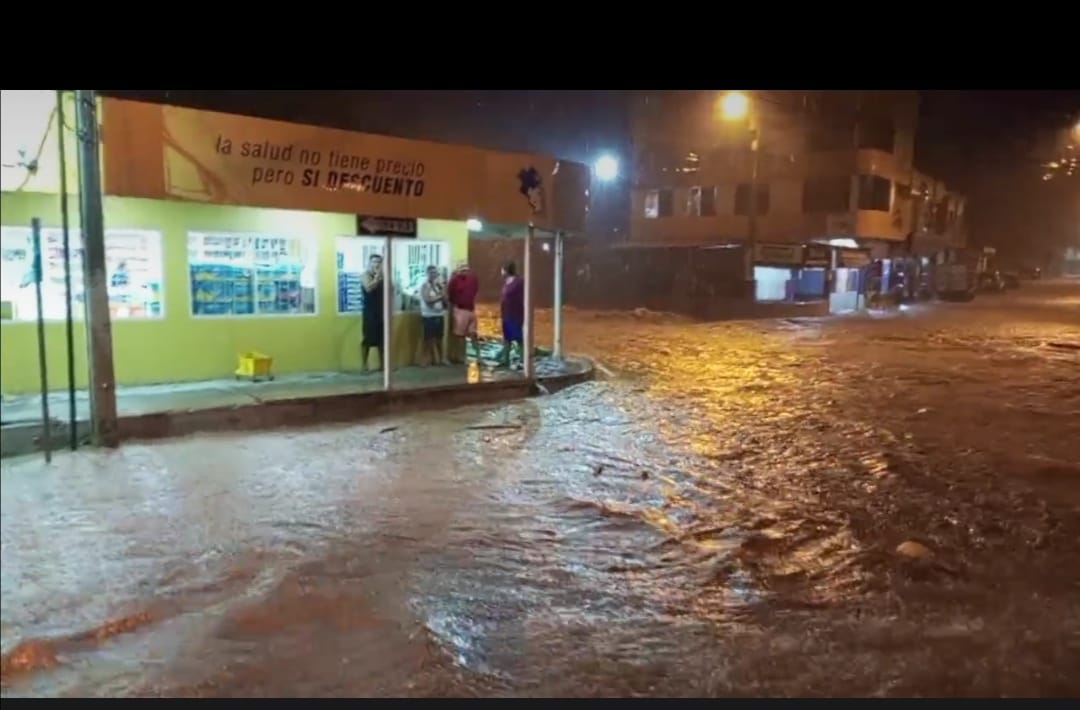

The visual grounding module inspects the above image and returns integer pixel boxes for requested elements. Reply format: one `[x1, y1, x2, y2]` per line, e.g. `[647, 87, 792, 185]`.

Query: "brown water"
[3, 282, 1080, 697]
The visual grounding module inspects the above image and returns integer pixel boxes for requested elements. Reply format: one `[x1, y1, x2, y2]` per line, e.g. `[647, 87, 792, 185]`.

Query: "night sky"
[106, 90, 1078, 258]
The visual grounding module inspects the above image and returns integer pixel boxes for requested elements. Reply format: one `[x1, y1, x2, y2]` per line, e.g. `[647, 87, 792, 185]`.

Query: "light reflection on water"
[3, 282, 1080, 697]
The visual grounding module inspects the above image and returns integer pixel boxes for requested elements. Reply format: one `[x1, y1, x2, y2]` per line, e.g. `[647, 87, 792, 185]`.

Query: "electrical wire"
[9, 105, 58, 192]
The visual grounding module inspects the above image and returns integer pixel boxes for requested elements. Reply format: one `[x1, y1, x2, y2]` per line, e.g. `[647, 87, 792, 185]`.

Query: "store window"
[1, 226, 164, 322]
[393, 239, 450, 313]
[188, 231, 317, 317]
[336, 236, 385, 314]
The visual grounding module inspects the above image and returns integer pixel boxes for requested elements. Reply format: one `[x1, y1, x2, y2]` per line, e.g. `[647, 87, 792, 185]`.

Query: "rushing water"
[2, 282, 1080, 697]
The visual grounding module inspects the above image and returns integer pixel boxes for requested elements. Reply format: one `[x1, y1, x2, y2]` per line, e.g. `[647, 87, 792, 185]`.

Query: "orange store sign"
[100, 98, 589, 231]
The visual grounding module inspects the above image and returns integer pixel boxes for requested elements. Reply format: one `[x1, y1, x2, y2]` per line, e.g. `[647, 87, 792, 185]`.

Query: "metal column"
[31, 219, 53, 463]
[523, 224, 535, 380]
[382, 237, 394, 391]
[552, 230, 564, 361]
[74, 89, 119, 447]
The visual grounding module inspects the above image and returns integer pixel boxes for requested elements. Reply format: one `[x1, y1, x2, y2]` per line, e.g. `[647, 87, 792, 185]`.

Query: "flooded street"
[3, 281, 1079, 697]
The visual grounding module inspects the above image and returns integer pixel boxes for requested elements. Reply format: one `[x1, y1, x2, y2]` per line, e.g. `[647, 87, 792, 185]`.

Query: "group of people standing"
[358, 253, 525, 373]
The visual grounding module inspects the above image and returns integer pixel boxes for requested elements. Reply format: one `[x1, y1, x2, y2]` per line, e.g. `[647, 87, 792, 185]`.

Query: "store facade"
[751, 242, 832, 303]
[1, 93, 589, 410]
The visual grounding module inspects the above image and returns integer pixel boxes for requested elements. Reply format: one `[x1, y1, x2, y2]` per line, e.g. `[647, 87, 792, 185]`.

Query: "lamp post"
[720, 91, 760, 285]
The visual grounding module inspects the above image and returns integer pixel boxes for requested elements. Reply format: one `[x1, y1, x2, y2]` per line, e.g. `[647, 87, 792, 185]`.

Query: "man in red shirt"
[447, 262, 480, 363]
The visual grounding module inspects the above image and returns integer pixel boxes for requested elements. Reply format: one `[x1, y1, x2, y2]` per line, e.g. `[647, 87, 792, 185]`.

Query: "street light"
[720, 91, 760, 286]
[594, 154, 619, 183]
[720, 91, 750, 122]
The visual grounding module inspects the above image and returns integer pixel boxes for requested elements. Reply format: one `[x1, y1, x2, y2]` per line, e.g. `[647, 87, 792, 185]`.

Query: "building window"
[1, 226, 164, 322]
[856, 175, 892, 212]
[336, 236, 385, 314]
[857, 117, 895, 153]
[735, 183, 770, 216]
[657, 189, 674, 217]
[700, 186, 717, 216]
[644, 190, 659, 218]
[188, 231, 318, 316]
[686, 187, 701, 216]
[644, 188, 676, 218]
[802, 176, 851, 213]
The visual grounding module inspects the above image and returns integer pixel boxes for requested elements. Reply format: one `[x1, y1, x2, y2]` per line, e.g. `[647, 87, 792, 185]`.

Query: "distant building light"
[594, 154, 619, 182]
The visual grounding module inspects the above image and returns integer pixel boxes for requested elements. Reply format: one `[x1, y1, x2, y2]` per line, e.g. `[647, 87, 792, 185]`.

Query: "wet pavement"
[3, 280, 1080, 697]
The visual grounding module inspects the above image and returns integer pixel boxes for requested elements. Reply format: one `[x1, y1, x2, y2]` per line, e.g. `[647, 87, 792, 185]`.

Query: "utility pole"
[745, 125, 761, 284]
[74, 90, 119, 447]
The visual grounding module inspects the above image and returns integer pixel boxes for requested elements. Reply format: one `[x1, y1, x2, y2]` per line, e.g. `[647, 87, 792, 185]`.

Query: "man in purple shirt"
[499, 260, 525, 369]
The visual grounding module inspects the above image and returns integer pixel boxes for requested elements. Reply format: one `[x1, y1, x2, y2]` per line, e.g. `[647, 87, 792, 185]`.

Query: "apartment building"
[629, 90, 967, 261]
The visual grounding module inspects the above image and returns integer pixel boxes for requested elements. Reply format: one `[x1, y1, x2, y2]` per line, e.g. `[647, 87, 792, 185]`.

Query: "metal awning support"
[553, 230, 564, 361]
[523, 224, 535, 379]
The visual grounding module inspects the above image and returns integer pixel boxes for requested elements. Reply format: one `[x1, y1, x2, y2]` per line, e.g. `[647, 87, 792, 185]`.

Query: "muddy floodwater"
[3, 281, 1080, 697]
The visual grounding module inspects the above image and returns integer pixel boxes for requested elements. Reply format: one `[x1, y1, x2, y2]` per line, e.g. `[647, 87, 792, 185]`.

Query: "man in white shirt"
[419, 264, 448, 366]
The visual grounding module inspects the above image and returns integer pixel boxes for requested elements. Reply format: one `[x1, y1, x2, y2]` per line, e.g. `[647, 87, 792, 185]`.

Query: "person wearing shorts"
[447, 262, 480, 363]
[419, 265, 448, 366]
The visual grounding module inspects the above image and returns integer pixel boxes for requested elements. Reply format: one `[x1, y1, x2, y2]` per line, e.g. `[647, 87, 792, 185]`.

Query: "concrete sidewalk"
[1, 356, 593, 458]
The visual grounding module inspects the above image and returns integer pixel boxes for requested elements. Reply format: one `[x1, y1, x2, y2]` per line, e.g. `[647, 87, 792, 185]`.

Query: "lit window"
[686, 187, 702, 216]
[644, 190, 659, 219]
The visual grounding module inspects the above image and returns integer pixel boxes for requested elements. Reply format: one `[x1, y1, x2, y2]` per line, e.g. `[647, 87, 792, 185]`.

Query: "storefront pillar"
[523, 223, 535, 380]
[382, 236, 394, 391]
[75, 90, 119, 448]
[552, 230, 564, 361]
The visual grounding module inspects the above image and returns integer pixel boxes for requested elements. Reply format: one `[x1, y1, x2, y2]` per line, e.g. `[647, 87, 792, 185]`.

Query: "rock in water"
[896, 540, 932, 559]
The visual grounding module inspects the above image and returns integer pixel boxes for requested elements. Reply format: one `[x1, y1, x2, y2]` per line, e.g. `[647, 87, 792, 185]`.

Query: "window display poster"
[0, 226, 163, 322]
[394, 240, 448, 312]
[105, 229, 164, 319]
[188, 232, 317, 316]
[335, 236, 384, 314]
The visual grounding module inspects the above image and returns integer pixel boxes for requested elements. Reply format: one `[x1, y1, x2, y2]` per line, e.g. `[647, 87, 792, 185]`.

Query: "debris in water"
[379, 426, 399, 434]
[896, 540, 932, 559]
[640, 470, 650, 480]
[917, 407, 929, 414]
[464, 423, 523, 431]
[593, 463, 605, 476]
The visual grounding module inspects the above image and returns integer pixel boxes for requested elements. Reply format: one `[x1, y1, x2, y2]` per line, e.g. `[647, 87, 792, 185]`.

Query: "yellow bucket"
[235, 351, 273, 379]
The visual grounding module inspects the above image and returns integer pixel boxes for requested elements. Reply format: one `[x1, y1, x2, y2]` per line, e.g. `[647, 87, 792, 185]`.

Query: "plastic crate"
[235, 351, 274, 381]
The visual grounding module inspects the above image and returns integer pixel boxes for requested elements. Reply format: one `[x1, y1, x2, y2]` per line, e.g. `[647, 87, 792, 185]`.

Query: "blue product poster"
[338, 271, 364, 313]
